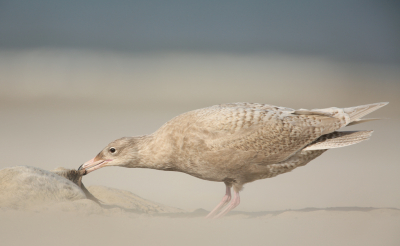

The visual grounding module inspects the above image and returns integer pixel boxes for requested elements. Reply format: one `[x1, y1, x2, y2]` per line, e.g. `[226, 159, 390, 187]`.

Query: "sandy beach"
[1, 206, 399, 246]
[0, 51, 399, 245]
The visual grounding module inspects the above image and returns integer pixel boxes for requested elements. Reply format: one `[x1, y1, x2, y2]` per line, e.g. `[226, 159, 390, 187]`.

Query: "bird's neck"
[128, 134, 177, 171]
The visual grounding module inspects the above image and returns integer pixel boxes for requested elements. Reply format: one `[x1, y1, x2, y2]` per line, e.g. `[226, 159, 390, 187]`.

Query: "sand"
[0, 50, 399, 245]
[1, 165, 399, 246]
[0, 165, 399, 246]
[1, 204, 399, 246]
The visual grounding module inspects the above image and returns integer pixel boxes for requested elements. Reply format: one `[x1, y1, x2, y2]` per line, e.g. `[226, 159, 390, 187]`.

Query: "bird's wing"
[303, 130, 373, 150]
[171, 103, 345, 164]
[267, 149, 328, 178]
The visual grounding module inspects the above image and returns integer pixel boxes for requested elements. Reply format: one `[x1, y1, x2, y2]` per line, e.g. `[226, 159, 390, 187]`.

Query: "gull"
[79, 102, 387, 218]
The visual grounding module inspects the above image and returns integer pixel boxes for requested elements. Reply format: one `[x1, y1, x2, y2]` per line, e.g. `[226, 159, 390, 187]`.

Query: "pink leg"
[213, 190, 240, 219]
[205, 184, 232, 219]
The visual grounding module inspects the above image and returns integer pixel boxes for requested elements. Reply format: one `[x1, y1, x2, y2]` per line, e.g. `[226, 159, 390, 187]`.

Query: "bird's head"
[79, 137, 139, 174]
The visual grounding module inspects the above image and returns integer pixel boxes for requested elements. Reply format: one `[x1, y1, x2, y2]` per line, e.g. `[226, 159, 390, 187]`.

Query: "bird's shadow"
[98, 203, 144, 214]
[148, 206, 400, 219]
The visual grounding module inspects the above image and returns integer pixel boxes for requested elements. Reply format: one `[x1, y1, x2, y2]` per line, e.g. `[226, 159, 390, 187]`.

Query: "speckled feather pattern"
[81, 102, 388, 218]
[120, 102, 388, 192]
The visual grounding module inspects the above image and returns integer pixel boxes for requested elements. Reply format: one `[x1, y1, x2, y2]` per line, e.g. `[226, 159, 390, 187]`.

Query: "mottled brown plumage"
[80, 102, 388, 218]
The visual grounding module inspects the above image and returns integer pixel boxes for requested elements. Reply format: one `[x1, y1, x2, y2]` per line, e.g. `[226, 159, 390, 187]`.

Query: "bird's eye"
[109, 147, 116, 153]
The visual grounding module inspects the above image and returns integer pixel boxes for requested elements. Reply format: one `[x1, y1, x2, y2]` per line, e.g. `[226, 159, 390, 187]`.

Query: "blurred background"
[0, 0, 399, 212]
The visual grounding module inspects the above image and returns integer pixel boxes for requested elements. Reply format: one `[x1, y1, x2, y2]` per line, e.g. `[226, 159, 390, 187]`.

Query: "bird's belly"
[173, 148, 327, 185]
[173, 149, 271, 183]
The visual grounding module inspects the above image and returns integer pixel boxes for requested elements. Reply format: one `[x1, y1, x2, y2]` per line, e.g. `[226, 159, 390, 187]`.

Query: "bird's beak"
[78, 157, 112, 175]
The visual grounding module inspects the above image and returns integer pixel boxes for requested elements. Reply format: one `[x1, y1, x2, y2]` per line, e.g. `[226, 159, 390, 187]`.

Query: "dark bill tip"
[77, 164, 87, 175]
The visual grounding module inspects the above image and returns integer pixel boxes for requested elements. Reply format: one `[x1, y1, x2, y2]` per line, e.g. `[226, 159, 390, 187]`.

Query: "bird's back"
[148, 102, 386, 185]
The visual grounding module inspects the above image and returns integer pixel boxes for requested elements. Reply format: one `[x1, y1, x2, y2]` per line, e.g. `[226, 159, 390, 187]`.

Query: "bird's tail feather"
[344, 102, 388, 124]
[346, 118, 380, 126]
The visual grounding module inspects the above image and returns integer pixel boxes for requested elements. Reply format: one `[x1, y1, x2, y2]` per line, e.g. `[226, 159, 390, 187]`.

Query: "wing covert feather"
[165, 103, 343, 163]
